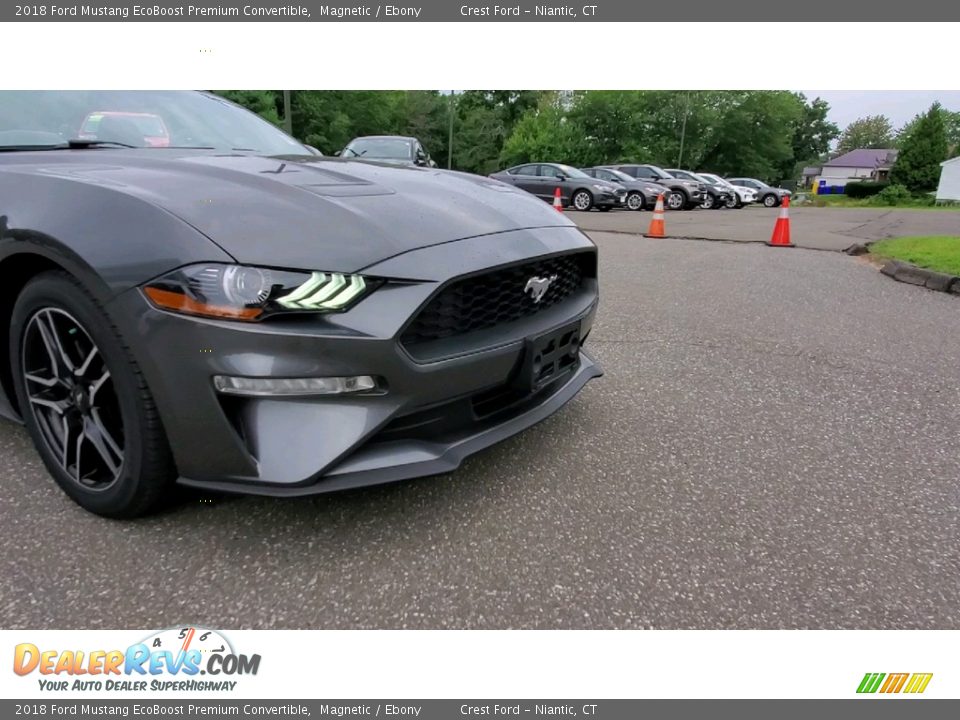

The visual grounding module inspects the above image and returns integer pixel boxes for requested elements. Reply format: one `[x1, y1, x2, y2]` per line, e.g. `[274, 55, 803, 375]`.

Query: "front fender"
[0, 170, 235, 298]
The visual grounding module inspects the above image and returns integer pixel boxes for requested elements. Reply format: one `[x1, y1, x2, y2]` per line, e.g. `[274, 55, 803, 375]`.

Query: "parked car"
[696, 172, 757, 208]
[490, 163, 627, 211]
[78, 111, 170, 147]
[340, 135, 436, 167]
[581, 167, 665, 211]
[664, 169, 733, 210]
[602, 164, 704, 210]
[726, 177, 791, 207]
[0, 90, 602, 517]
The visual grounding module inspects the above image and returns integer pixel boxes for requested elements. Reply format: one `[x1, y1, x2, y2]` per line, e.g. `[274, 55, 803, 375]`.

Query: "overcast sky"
[800, 90, 960, 130]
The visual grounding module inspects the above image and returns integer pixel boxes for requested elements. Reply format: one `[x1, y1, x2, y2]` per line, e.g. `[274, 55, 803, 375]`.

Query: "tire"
[724, 194, 739, 209]
[666, 191, 685, 211]
[10, 271, 175, 518]
[762, 194, 778, 208]
[626, 192, 644, 211]
[700, 194, 715, 210]
[571, 189, 593, 211]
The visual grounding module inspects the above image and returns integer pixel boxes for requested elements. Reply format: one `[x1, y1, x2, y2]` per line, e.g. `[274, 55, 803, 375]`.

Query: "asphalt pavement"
[574, 204, 960, 251]
[2, 232, 959, 629]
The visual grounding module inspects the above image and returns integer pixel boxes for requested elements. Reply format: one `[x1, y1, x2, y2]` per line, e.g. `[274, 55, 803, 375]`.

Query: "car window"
[581, 168, 596, 178]
[636, 167, 656, 178]
[540, 165, 562, 178]
[343, 137, 412, 160]
[511, 165, 538, 176]
[0, 90, 308, 154]
[554, 164, 590, 179]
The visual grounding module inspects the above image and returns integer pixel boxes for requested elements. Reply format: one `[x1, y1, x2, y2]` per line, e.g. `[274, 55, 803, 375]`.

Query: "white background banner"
[1, 630, 954, 699]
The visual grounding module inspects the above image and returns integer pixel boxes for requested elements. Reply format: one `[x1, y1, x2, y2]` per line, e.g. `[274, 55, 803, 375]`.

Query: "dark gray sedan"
[581, 167, 666, 211]
[490, 163, 627, 211]
[0, 91, 601, 517]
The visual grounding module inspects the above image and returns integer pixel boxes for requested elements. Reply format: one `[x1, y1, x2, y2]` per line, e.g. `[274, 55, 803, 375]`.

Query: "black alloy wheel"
[20, 307, 124, 490]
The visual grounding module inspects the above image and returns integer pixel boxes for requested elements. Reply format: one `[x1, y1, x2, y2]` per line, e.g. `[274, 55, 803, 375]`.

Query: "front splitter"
[177, 352, 602, 498]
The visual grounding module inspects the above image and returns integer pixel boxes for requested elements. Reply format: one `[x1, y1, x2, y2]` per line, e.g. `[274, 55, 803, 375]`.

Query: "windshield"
[670, 170, 704, 183]
[0, 90, 309, 153]
[343, 138, 413, 160]
[555, 164, 591, 179]
[699, 173, 726, 187]
[647, 166, 673, 180]
[604, 168, 634, 183]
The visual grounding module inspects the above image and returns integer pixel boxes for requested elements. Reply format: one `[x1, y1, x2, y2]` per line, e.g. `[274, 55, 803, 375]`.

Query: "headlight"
[142, 263, 377, 321]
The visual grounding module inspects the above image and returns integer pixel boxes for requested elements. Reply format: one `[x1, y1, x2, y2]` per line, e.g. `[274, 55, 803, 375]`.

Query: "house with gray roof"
[815, 148, 899, 188]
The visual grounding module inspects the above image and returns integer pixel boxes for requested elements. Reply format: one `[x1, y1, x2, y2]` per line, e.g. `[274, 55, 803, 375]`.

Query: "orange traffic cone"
[646, 193, 666, 238]
[552, 187, 563, 212]
[767, 195, 794, 247]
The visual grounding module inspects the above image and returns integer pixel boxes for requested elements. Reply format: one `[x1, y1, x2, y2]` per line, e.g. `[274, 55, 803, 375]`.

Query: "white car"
[697, 172, 757, 208]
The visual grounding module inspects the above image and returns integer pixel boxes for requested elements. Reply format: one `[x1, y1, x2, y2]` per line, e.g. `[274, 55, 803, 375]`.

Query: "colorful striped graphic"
[857, 672, 933, 694]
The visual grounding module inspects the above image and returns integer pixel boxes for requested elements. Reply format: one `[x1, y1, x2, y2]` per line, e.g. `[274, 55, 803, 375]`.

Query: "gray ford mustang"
[0, 91, 601, 517]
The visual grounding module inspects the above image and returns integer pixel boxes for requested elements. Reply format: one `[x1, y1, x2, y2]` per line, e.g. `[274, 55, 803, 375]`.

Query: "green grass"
[869, 236, 960, 275]
[798, 194, 960, 211]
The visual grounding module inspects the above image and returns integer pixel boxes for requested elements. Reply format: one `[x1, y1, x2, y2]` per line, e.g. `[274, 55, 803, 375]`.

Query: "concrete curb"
[879, 259, 960, 295]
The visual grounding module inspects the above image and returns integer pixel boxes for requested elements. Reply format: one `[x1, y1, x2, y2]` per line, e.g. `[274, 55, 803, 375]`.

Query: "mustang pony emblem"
[524, 274, 558, 303]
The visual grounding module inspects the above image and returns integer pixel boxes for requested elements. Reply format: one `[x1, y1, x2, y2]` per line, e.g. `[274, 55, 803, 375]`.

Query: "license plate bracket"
[516, 321, 582, 393]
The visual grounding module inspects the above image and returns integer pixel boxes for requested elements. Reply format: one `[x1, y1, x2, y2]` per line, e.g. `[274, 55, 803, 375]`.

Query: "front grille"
[400, 252, 592, 347]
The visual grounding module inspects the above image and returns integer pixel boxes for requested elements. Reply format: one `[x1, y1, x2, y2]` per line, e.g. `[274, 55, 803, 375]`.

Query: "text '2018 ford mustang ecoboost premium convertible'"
[0, 91, 601, 517]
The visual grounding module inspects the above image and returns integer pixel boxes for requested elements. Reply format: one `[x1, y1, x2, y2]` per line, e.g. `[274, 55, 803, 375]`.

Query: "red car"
[78, 111, 171, 147]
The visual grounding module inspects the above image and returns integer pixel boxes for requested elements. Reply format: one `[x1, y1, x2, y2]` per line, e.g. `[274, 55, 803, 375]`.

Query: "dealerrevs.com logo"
[13, 627, 261, 693]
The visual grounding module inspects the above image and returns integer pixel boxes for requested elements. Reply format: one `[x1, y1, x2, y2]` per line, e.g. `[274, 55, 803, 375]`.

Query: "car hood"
[616, 179, 661, 193]
[11, 151, 572, 273]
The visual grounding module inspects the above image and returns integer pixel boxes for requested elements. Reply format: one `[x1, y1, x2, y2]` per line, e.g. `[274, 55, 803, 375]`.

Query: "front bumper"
[107, 226, 602, 496]
[595, 190, 623, 207]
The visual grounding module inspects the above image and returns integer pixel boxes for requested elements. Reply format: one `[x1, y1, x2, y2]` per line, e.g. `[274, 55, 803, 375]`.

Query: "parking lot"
[574, 203, 960, 251]
[2, 214, 959, 630]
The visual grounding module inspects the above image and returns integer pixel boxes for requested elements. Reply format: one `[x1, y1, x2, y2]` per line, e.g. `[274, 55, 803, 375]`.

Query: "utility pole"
[677, 92, 690, 168]
[282, 90, 292, 136]
[447, 91, 456, 170]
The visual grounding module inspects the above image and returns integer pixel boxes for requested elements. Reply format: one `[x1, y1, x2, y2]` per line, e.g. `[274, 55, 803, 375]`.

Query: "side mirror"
[555, 174, 567, 181]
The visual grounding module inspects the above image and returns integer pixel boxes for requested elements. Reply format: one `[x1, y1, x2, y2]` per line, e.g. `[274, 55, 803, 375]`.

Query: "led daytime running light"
[277, 272, 367, 310]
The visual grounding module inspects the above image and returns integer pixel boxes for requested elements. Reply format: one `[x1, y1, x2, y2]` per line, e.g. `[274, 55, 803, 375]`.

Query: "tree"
[215, 90, 282, 126]
[890, 102, 949, 192]
[898, 106, 960, 157]
[453, 91, 543, 174]
[837, 115, 894, 153]
[698, 91, 804, 180]
[499, 94, 585, 167]
[788, 95, 839, 176]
